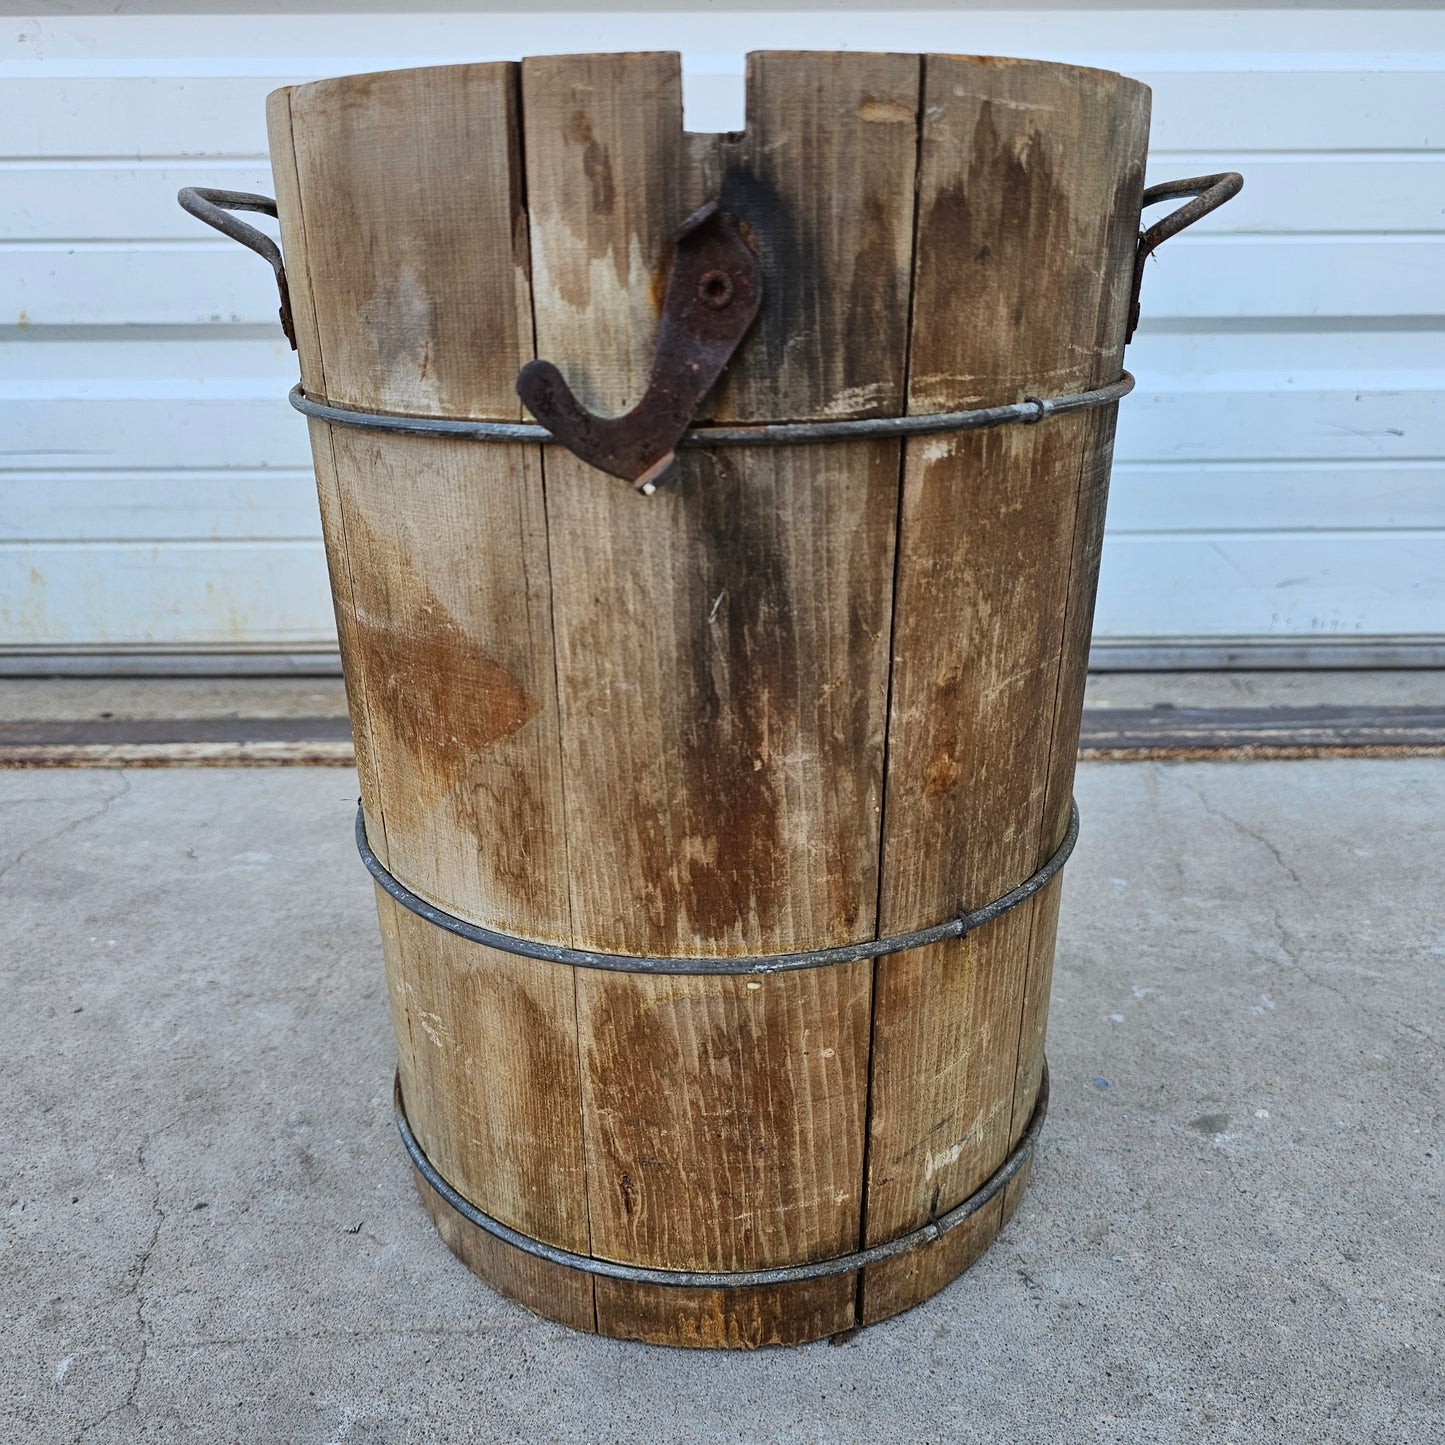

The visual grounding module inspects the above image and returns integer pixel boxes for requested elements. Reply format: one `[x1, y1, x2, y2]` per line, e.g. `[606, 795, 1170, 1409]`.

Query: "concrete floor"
[1, 761, 1440, 1443]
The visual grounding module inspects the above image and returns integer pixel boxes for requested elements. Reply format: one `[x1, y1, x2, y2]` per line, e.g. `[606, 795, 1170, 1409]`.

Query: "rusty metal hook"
[516, 202, 763, 493]
[1126, 172, 1244, 342]
[177, 187, 296, 349]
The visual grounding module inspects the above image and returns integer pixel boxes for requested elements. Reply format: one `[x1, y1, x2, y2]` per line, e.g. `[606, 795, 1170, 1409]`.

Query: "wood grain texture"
[417, 1177, 596, 1334]
[904, 58, 1150, 412]
[521, 52, 693, 417]
[540, 436, 890, 1340]
[578, 968, 871, 1269]
[700, 50, 922, 421]
[593, 1276, 854, 1348]
[277, 63, 570, 938]
[271, 66, 593, 1329]
[522, 51, 914, 1343]
[521, 49, 920, 423]
[382, 886, 596, 1325]
[287, 63, 533, 419]
[378, 891, 590, 1254]
[267, 88, 387, 860]
[860, 56, 1149, 1323]
[546, 443, 897, 958]
[321, 428, 570, 938]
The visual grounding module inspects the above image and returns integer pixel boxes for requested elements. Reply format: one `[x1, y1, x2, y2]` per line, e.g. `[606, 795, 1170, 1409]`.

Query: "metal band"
[356, 800, 1078, 976]
[293, 375, 1132, 447]
[397, 1060, 1047, 1290]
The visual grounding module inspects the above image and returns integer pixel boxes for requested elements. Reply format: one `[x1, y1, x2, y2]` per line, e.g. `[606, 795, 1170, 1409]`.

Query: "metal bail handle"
[177, 187, 296, 350]
[516, 201, 763, 494]
[1126, 172, 1244, 341]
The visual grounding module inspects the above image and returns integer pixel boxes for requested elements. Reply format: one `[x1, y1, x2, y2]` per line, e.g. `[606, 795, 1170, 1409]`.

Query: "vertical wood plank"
[318, 429, 570, 939]
[273, 65, 594, 1326]
[861, 56, 1149, 1324]
[266, 87, 386, 859]
[523, 50, 918, 1343]
[379, 890, 597, 1331]
[521, 52, 691, 417]
[708, 51, 922, 421]
[903, 59, 1149, 413]
[378, 892, 589, 1253]
[281, 62, 571, 938]
[288, 64, 533, 419]
[546, 442, 898, 958]
[1004, 408, 1130, 1224]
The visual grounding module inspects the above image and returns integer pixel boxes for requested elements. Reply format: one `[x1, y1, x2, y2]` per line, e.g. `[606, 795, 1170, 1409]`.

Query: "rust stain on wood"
[345, 511, 542, 800]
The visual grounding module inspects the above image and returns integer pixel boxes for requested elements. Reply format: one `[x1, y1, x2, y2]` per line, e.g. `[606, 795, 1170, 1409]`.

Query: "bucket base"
[399, 1065, 1047, 1347]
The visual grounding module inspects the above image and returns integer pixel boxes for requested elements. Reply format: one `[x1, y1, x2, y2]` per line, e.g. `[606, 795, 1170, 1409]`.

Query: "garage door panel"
[0, 162, 276, 241]
[1096, 533, 1445, 639]
[3, 9, 1443, 653]
[6, 65, 1438, 158]
[0, 539, 334, 647]
[12, 237, 1444, 327]
[1143, 155, 1445, 236]
[0, 471, 317, 541]
[1109, 461, 1445, 534]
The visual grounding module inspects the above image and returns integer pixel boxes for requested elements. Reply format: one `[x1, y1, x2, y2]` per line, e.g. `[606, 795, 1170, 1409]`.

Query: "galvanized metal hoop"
[396, 1059, 1048, 1290]
[355, 800, 1078, 976]
[292, 379, 1133, 447]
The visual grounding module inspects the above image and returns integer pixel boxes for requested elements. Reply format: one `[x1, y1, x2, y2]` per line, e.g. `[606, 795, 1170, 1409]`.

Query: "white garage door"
[3, 6, 1442, 666]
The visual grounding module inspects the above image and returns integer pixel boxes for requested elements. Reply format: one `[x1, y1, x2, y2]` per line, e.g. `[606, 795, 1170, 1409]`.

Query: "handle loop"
[177, 187, 296, 349]
[1126, 172, 1244, 341]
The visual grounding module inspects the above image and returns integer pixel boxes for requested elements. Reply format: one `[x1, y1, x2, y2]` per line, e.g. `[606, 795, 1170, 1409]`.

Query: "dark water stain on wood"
[914, 101, 1074, 404]
[564, 110, 616, 217]
[841, 187, 905, 415]
[714, 160, 814, 416]
[641, 449, 796, 946]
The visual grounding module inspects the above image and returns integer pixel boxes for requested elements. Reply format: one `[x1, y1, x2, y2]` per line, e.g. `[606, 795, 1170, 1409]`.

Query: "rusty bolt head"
[697, 269, 734, 310]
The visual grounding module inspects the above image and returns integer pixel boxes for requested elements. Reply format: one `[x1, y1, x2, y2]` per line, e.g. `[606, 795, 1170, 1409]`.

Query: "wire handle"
[1126, 172, 1244, 341]
[177, 187, 296, 350]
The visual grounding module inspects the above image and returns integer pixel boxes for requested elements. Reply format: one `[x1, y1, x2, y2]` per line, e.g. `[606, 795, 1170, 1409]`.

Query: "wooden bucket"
[236, 50, 1224, 1347]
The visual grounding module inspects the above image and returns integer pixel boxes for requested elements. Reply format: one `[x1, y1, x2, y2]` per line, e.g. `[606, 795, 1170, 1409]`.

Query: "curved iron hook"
[516, 202, 763, 493]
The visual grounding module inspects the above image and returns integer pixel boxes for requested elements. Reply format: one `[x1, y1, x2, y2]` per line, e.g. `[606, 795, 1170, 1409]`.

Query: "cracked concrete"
[1, 762, 1440, 1444]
